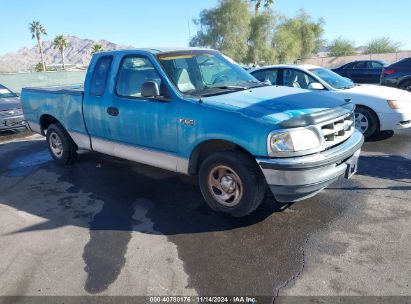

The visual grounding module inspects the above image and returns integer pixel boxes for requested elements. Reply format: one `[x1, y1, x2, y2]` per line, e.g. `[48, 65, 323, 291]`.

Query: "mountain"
[0, 36, 132, 73]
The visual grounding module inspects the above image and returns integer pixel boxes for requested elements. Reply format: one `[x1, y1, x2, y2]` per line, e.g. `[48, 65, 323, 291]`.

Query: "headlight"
[268, 128, 322, 155]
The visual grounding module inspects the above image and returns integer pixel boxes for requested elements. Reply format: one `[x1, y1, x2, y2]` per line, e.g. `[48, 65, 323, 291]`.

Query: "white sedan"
[250, 64, 411, 138]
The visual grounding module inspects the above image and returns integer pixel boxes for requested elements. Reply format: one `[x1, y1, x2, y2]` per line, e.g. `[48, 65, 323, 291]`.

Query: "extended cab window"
[90, 56, 113, 96]
[116, 56, 166, 98]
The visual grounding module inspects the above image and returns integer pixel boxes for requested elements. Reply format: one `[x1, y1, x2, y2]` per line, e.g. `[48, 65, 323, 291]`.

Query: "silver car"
[0, 84, 25, 131]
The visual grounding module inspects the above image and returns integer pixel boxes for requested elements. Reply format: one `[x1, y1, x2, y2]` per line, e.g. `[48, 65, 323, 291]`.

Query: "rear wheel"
[399, 80, 411, 92]
[46, 123, 77, 165]
[199, 151, 266, 217]
[354, 107, 379, 139]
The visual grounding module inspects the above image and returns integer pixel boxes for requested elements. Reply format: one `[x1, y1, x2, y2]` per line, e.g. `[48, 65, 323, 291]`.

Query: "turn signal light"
[387, 100, 398, 109]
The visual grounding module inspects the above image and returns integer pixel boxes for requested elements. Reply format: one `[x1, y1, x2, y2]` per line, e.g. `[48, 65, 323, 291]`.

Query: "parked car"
[251, 65, 411, 139]
[0, 84, 25, 132]
[332, 60, 387, 84]
[21, 48, 363, 217]
[380, 57, 411, 92]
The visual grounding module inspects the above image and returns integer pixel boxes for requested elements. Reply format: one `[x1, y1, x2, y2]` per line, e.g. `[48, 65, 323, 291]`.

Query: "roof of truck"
[95, 47, 215, 56]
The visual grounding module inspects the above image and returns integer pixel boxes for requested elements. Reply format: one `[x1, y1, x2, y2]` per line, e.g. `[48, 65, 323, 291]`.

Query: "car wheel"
[399, 80, 411, 92]
[354, 107, 379, 139]
[199, 151, 266, 217]
[46, 123, 77, 165]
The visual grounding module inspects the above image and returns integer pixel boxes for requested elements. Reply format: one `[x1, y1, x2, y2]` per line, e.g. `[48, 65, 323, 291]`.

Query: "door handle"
[107, 107, 119, 116]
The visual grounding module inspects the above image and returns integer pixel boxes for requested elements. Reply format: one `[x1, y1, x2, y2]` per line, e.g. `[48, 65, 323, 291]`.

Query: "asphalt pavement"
[0, 128, 410, 303]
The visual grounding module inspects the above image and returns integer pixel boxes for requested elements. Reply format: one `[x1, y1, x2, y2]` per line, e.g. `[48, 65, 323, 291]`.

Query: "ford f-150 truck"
[21, 48, 364, 217]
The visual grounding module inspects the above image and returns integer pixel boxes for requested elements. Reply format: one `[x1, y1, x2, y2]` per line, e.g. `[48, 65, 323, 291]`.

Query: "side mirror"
[15, 93, 20, 97]
[141, 81, 160, 98]
[308, 82, 325, 90]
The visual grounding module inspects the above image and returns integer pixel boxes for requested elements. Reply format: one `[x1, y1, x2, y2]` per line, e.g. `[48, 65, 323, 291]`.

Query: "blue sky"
[0, 0, 410, 55]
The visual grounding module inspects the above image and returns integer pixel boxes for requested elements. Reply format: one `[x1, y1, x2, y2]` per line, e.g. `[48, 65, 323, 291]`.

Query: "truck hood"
[0, 97, 22, 111]
[344, 84, 411, 102]
[201, 86, 349, 125]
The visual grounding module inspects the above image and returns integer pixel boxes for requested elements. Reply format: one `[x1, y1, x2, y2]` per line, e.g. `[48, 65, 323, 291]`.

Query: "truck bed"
[21, 85, 89, 146]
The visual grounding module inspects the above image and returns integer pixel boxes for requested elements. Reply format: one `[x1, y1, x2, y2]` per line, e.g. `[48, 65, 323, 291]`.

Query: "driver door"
[86, 54, 178, 154]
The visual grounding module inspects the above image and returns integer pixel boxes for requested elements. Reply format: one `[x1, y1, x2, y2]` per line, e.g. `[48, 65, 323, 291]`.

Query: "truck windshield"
[0, 85, 17, 98]
[309, 68, 355, 90]
[158, 51, 264, 96]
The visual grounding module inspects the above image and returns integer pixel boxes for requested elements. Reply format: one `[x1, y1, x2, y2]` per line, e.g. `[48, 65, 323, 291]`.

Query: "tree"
[91, 43, 103, 55]
[29, 21, 47, 72]
[250, 0, 274, 14]
[273, 10, 324, 63]
[34, 62, 43, 72]
[190, 0, 251, 62]
[328, 37, 356, 57]
[364, 37, 403, 54]
[247, 11, 276, 64]
[54, 35, 68, 70]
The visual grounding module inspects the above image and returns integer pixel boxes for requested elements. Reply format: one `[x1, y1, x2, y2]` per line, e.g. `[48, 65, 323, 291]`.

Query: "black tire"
[355, 106, 379, 139]
[46, 123, 77, 165]
[199, 151, 266, 217]
[399, 80, 411, 92]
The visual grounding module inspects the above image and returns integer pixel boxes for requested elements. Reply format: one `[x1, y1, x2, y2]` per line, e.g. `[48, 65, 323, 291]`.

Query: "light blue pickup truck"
[21, 48, 364, 217]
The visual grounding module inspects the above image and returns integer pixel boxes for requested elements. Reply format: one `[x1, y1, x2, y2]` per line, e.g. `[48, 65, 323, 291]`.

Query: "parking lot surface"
[0, 129, 410, 301]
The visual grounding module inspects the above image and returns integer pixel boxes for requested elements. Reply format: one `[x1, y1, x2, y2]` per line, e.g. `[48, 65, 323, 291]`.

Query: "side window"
[353, 62, 367, 69]
[343, 63, 355, 69]
[370, 62, 383, 69]
[116, 56, 168, 98]
[252, 70, 278, 85]
[90, 56, 113, 96]
[252, 71, 267, 82]
[283, 69, 316, 89]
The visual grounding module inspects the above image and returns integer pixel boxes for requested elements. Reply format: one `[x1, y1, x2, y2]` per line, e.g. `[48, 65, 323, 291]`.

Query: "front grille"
[320, 113, 354, 148]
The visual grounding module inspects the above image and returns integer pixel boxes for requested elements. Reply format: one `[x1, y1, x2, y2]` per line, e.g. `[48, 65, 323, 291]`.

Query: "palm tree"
[54, 35, 68, 70]
[29, 21, 47, 72]
[91, 44, 103, 55]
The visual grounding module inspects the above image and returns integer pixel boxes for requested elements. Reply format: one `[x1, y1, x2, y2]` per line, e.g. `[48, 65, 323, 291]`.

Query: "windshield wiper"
[205, 85, 248, 90]
[196, 85, 249, 97]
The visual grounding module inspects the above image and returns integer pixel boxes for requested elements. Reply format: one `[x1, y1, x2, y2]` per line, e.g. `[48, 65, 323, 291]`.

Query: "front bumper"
[378, 111, 411, 131]
[0, 114, 26, 131]
[256, 130, 364, 202]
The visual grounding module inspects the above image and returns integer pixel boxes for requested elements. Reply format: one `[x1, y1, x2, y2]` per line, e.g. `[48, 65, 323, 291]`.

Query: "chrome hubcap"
[208, 165, 243, 207]
[49, 132, 63, 158]
[355, 112, 369, 133]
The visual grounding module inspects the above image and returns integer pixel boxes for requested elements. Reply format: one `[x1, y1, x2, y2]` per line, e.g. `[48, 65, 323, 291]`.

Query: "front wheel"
[354, 107, 379, 139]
[199, 151, 266, 217]
[46, 123, 77, 165]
